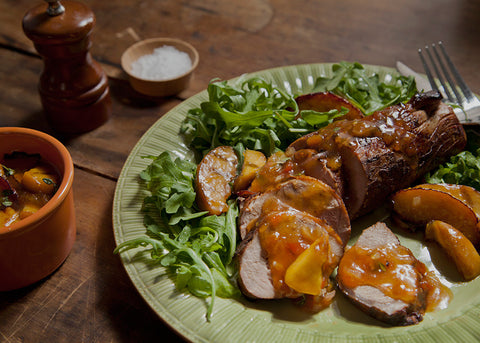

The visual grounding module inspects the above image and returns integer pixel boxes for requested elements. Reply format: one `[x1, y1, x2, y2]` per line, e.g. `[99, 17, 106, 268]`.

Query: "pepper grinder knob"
[45, 0, 65, 16]
[23, 0, 112, 134]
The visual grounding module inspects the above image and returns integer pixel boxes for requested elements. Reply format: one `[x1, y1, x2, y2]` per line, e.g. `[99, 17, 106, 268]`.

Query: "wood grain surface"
[1, 0, 480, 341]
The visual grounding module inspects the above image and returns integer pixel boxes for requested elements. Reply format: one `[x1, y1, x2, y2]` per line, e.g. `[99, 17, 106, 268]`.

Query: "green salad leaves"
[114, 152, 239, 320]
[180, 76, 344, 157]
[312, 62, 417, 115]
[425, 130, 480, 190]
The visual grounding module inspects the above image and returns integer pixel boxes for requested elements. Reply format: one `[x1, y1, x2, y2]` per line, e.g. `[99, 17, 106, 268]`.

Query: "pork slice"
[290, 149, 345, 197]
[354, 221, 400, 248]
[288, 130, 319, 151]
[238, 192, 268, 240]
[236, 229, 276, 299]
[237, 209, 344, 299]
[238, 175, 351, 244]
[336, 222, 426, 326]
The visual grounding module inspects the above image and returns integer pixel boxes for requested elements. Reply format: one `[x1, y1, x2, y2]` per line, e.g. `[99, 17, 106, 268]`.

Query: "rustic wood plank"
[0, 168, 182, 342]
[3, 0, 480, 92]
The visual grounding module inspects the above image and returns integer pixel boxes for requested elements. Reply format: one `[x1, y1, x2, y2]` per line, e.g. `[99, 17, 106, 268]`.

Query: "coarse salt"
[131, 45, 192, 81]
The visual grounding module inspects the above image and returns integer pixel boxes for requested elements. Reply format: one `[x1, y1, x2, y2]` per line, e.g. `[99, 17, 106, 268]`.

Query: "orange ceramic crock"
[0, 127, 76, 291]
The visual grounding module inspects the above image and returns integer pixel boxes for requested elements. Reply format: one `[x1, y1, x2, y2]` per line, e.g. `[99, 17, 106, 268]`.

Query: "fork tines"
[418, 41, 472, 105]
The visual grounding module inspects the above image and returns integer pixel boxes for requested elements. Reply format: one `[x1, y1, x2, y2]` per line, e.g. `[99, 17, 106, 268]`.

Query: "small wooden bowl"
[121, 37, 199, 97]
[0, 127, 76, 291]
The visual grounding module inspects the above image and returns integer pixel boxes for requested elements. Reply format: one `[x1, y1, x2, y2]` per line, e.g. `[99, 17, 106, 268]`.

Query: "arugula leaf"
[114, 152, 239, 321]
[425, 141, 480, 192]
[312, 61, 417, 115]
[425, 130, 480, 190]
[425, 149, 480, 190]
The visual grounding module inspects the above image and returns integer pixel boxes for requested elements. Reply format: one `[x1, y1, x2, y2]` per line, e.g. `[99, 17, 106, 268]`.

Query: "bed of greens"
[114, 61, 480, 320]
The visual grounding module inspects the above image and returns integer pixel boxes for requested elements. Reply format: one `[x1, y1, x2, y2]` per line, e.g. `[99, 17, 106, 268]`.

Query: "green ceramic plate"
[113, 63, 480, 343]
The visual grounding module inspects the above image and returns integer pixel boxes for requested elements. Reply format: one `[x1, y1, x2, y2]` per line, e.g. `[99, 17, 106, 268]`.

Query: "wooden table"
[1, 0, 480, 341]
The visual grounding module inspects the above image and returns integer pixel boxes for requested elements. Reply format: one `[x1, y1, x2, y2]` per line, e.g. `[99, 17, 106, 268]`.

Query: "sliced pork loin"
[286, 91, 467, 219]
[336, 222, 429, 326]
[236, 229, 275, 299]
[238, 175, 351, 245]
[237, 175, 350, 301]
[237, 208, 344, 300]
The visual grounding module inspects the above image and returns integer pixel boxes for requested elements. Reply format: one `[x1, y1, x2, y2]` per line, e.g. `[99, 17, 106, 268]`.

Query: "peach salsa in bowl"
[0, 127, 75, 291]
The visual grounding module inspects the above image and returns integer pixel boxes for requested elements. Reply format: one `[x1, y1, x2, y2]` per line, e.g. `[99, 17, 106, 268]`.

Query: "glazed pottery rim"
[0, 127, 74, 238]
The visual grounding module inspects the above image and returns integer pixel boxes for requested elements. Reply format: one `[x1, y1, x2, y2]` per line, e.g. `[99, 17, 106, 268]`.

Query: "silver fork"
[418, 41, 480, 124]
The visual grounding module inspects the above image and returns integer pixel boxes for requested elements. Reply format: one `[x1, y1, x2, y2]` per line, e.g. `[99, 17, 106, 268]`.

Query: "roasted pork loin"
[287, 90, 467, 219]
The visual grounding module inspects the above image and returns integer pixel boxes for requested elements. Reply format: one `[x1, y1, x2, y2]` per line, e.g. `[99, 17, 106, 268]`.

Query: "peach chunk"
[391, 185, 480, 245]
[284, 235, 330, 295]
[426, 220, 480, 281]
[233, 150, 266, 192]
[195, 146, 238, 215]
[22, 166, 58, 194]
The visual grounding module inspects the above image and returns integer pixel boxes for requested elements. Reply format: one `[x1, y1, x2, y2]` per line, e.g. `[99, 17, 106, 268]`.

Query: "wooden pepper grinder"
[22, 0, 112, 134]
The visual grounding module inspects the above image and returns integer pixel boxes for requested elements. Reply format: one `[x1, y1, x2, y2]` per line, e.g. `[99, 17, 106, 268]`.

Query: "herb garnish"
[43, 178, 54, 185]
[1, 189, 13, 207]
[2, 165, 14, 176]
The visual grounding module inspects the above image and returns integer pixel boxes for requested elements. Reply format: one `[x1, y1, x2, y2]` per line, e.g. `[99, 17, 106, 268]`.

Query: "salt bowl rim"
[121, 37, 200, 82]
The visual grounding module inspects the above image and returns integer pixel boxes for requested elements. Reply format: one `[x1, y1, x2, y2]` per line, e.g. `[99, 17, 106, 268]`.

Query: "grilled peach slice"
[415, 183, 480, 218]
[195, 146, 238, 215]
[391, 184, 480, 245]
[233, 150, 266, 192]
[426, 220, 480, 281]
[295, 91, 364, 121]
